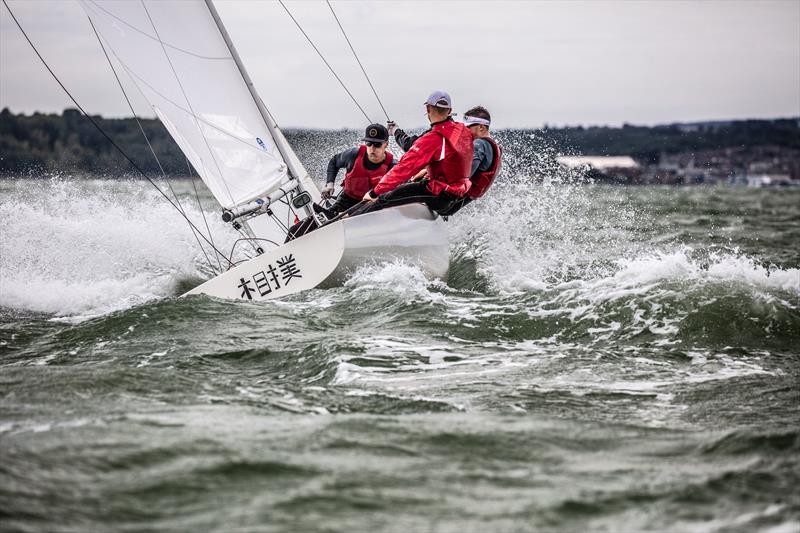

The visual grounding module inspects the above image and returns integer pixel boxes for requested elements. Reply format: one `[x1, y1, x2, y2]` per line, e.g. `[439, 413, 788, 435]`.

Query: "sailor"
[284, 123, 394, 241]
[320, 123, 395, 216]
[438, 106, 503, 216]
[346, 90, 473, 217]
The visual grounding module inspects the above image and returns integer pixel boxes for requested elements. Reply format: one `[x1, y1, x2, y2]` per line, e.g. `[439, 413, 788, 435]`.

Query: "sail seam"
[85, 0, 232, 61]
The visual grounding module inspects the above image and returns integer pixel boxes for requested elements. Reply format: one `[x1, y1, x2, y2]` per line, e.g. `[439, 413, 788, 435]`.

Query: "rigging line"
[187, 157, 224, 271]
[225, 238, 281, 267]
[280, 197, 297, 228]
[278, 0, 372, 123]
[1, 0, 235, 268]
[325, 0, 390, 122]
[140, 0, 239, 209]
[84, 0, 231, 61]
[88, 15, 221, 274]
[275, 196, 295, 230]
[267, 208, 290, 234]
[230, 215, 264, 260]
[232, 229, 269, 265]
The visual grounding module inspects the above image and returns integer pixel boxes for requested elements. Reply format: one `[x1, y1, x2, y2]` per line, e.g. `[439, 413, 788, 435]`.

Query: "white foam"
[614, 249, 800, 294]
[343, 260, 446, 302]
[0, 178, 238, 317]
[447, 178, 644, 294]
[555, 249, 800, 313]
[445, 174, 799, 303]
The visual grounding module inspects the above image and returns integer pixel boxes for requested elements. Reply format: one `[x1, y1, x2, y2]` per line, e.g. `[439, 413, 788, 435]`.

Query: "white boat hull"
[182, 204, 449, 300]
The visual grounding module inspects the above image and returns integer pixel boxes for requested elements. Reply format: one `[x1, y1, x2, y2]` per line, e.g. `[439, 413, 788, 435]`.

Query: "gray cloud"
[1, 0, 798, 129]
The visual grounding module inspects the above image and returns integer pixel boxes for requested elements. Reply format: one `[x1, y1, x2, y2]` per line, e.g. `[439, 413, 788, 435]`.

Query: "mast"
[204, 0, 305, 187]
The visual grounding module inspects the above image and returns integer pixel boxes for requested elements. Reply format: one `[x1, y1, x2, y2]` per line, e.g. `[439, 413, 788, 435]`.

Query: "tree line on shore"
[1, 107, 798, 177]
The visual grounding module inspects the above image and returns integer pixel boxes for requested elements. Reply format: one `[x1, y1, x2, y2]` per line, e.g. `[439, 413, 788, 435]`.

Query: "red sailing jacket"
[373, 119, 473, 197]
[467, 137, 502, 199]
[343, 145, 394, 199]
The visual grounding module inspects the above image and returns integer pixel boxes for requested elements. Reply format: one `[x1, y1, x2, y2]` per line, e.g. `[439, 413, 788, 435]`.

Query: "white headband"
[464, 115, 490, 127]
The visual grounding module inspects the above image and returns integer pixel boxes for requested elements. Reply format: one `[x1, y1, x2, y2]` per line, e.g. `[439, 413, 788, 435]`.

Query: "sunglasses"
[365, 141, 384, 147]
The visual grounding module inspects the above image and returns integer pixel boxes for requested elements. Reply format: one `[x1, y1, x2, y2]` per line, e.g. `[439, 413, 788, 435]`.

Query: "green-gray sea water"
[1, 156, 799, 531]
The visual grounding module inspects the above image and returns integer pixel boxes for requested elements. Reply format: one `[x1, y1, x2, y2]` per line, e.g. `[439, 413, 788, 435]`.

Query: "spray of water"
[0, 176, 237, 317]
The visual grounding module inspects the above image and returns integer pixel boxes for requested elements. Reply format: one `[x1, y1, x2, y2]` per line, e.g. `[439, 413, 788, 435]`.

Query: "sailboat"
[79, 0, 448, 300]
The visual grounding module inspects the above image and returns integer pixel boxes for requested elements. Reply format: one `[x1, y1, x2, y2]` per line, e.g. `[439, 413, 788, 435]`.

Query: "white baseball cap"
[423, 90, 452, 109]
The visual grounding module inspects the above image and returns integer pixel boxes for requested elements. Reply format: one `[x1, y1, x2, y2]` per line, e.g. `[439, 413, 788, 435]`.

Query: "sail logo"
[256, 137, 268, 151]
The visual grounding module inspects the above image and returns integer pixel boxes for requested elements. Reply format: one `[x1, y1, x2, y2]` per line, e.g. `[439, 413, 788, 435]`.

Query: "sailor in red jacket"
[439, 106, 503, 216]
[321, 123, 395, 216]
[346, 90, 473, 217]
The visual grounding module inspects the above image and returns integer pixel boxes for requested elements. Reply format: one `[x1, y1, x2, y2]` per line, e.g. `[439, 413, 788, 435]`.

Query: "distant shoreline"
[1, 108, 798, 185]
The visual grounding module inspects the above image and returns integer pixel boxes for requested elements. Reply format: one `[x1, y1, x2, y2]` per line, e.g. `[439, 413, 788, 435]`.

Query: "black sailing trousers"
[285, 180, 460, 242]
[327, 191, 361, 215]
[344, 180, 460, 218]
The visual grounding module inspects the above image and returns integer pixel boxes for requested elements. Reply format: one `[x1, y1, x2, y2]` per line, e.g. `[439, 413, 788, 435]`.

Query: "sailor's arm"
[395, 130, 418, 152]
[324, 147, 359, 197]
[368, 135, 439, 197]
[471, 138, 493, 177]
[388, 121, 419, 152]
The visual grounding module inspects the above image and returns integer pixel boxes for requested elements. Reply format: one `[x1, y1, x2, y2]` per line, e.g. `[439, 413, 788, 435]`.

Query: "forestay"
[80, 0, 318, 218]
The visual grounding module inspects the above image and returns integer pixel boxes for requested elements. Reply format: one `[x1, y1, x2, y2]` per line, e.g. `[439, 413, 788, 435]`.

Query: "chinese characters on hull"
[238, 254, 303, 300]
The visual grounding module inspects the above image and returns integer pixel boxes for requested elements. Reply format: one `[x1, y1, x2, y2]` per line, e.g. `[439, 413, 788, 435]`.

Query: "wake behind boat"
[76, 0, 449, 300]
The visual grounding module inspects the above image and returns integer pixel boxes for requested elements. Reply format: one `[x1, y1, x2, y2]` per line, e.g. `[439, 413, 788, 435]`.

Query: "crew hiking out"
[345, 90, 473, 218]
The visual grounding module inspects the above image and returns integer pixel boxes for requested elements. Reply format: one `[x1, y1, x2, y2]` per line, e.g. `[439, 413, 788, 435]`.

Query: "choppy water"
[1, 141, 799, 532]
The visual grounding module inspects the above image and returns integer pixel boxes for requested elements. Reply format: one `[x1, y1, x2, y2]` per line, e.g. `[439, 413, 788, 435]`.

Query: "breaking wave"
[0, 177, 237, 317]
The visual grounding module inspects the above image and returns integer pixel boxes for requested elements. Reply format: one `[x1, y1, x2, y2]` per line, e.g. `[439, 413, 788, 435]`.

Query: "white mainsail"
[80, 0, 318, 219]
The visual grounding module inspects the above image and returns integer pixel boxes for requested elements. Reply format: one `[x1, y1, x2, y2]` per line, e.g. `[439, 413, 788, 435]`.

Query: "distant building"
[556, 156, 639, 171]
[745, 174, 799, 188]
[556, 156, 643, 184]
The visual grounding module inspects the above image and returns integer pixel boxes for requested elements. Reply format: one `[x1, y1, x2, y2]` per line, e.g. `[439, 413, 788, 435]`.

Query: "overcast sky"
[1, 0, 798, 129]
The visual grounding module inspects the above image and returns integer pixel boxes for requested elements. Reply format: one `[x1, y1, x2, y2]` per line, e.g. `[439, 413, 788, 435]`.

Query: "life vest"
[467, 137, 502, 199]
[343, 145, 394, 199]
[425, 121, 473, 197]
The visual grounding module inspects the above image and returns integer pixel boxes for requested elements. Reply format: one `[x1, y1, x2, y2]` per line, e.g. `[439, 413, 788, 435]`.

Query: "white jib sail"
[80, 0, 318, 219]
